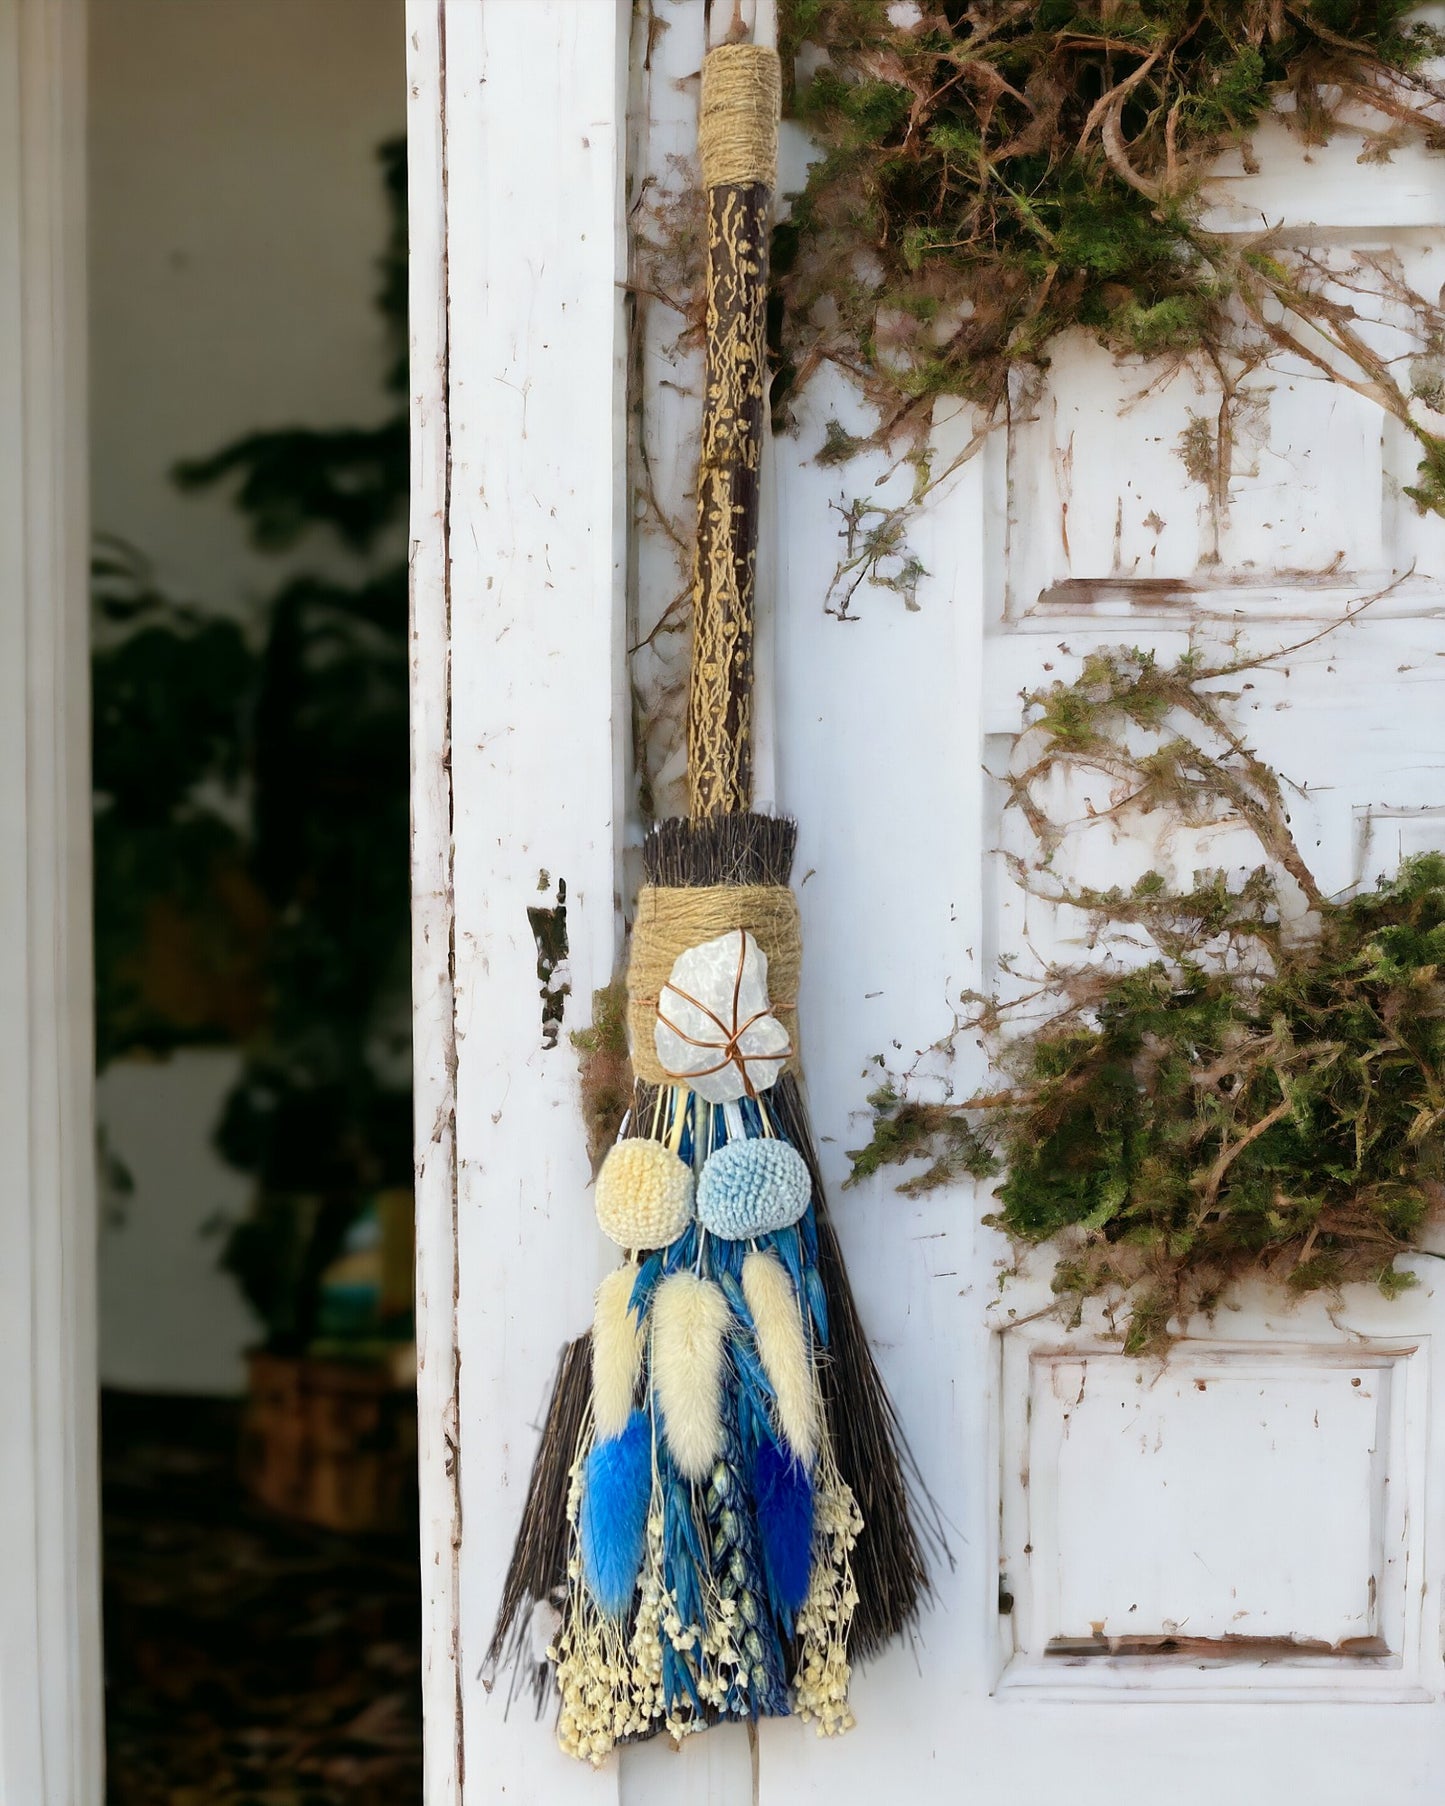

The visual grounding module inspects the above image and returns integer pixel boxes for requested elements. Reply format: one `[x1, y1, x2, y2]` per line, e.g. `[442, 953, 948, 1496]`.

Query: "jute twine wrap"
[627, 883, 802, 1085]
[699, 43, 780, 191]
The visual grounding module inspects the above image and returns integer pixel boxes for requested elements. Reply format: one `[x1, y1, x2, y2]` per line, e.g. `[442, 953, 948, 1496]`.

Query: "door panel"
[999, 1337, 1428, 1698]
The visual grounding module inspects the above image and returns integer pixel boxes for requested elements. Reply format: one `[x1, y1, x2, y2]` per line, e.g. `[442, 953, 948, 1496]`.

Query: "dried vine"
[772, 0, 1445, 605]
[849, 634, 1445, 1352]
[627, 5, 1445, 789]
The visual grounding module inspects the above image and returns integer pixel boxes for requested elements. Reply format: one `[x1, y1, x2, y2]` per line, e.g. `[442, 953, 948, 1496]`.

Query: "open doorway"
[87, 4, 419, 1799]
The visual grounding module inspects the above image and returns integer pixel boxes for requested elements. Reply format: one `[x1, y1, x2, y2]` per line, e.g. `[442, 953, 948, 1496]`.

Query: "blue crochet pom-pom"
[696, 1138, 811, 1241]
[754, 1440, 814, 1614]
[579, 1410, 651, 1618]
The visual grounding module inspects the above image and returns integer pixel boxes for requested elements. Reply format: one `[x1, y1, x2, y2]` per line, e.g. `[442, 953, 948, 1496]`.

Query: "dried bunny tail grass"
[651, 1272, 731, 1481]
[579, 1410, 652, 1620]
[792, 1416, 863, 1737]
[742, 1248, 818, 1467]
[485, 1334, 594, 1710]
[592, 1263, 645, 1443]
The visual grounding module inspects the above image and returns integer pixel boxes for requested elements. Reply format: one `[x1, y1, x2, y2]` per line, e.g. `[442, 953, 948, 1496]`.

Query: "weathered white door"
[410, 4, 1445, 1801]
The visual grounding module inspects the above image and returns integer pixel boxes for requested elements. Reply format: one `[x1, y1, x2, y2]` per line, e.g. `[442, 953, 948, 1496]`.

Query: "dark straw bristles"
[485, 1333, 592, 1711]
[643, 812, 797, 889]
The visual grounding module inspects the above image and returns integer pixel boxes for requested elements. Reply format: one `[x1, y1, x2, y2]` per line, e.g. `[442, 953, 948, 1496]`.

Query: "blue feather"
[662, 1221, 698, 1273]
[804, 1265, 829, 1347]
[772, 1224, 804, 1293]
[629, 1250, 664, 1319]
[579, 1411, 651, 1618]
[798, 1203, 819, 1267]
[719, 1270, 752, 1327]
[662, 1463, 706, 1634]
[733, 1356, 773, 1446]
[730, 1332, 775, 1404]
[753, 1440, 815, 1617]
[738, 1387, 772, 1455]
[663, 1639, 704, 1716]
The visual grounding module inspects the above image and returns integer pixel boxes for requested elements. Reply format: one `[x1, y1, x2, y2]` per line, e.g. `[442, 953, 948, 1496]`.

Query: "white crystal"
[653, 928, 790, 1104]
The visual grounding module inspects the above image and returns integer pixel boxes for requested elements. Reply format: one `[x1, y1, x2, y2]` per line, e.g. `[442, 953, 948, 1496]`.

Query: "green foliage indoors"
[92, 539, 260, 1065]
[774, 0, 1445, 509]
[92, 140, 411, 1350]
[850, 644, 1445, 1352]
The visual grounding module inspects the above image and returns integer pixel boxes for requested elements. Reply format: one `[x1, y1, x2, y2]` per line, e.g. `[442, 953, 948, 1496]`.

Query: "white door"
[410, 4, 1445, 1801]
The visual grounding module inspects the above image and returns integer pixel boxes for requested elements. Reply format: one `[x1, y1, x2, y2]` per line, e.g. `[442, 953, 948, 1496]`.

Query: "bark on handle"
[686, 43, 780, 822]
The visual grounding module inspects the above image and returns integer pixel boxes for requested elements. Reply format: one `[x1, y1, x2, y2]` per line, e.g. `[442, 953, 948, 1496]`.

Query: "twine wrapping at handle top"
[698, 42, 781, 190]
[687, 44, 781, 822]
[626, 882, 802, 1086]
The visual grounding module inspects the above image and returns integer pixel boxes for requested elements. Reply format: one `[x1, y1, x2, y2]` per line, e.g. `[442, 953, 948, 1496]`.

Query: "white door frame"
[407, 2, 630, 1800]
[0, 0, 103, 1801]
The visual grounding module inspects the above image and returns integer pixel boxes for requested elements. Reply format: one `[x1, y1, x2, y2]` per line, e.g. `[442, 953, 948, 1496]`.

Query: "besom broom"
[486, 36, 932, 1760]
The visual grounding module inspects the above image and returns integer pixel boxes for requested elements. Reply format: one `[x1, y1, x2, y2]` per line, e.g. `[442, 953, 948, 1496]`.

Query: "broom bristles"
[484, 1333, 592, 1711]
[643, 811, 798, 888]
[488, 811, 941, 1715]
[634, 811, 943, 1658]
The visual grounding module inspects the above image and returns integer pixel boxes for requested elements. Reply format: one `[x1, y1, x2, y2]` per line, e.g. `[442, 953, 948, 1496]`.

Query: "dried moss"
[850, 640, 1445, 1351]
[847, 1083, 997, 1194]
[571, 980, 633, 1168]
[775, 0, 1445, 512]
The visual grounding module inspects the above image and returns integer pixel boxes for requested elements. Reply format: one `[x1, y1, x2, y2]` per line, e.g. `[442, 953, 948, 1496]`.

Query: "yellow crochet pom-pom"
[595, 1138, 694, 1250]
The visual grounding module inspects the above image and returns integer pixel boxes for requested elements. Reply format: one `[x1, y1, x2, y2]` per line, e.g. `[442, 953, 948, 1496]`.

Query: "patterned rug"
[102, 1391, 422, 1806]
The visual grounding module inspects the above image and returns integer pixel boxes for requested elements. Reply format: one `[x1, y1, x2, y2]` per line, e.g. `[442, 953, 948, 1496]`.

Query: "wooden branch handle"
[686, 43, 780, 821]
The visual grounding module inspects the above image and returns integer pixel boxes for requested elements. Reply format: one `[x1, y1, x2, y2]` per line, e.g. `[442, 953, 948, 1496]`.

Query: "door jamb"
[0, 1, 103, 1801]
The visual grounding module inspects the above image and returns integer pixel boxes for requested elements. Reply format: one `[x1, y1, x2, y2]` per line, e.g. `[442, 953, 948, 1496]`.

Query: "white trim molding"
[0, 0, 102, 1802]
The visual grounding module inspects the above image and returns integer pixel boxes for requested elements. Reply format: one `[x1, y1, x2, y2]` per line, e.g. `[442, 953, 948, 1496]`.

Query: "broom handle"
[686, 42, 781, 822]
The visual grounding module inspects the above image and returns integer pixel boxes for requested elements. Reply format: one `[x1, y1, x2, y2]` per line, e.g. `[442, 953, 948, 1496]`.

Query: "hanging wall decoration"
[486, 35, 930, 1764]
